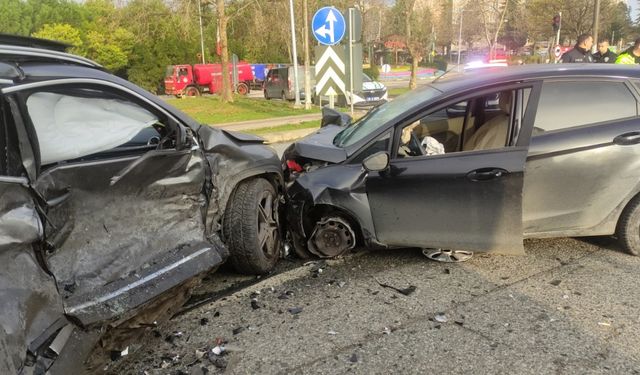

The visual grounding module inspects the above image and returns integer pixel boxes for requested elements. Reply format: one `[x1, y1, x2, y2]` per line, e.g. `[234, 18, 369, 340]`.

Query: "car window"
[395, 88, 530, 158]
[24, 87, 164, 166]
[334, 86, 442, 147]
[534, 81, 637, 133]
[351, 131, 391, 164]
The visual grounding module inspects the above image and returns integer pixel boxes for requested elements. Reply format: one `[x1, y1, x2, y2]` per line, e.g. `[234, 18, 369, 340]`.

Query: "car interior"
[396, 89, 527, 158]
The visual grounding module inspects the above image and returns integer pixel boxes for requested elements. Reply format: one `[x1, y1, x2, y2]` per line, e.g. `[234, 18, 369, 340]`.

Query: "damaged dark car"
[283, 64, 640, 261]
[0, 35, 282, 373]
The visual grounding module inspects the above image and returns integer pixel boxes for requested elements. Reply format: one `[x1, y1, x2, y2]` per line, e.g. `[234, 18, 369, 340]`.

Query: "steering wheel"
[408, 132, 426, 156]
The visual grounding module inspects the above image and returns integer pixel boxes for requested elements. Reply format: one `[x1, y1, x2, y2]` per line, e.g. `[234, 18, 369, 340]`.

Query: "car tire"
[237, 82, 249, 95]
[185, 86, 200, 97]
[616, 196, 640, 256]
[224, 178, 280, 274]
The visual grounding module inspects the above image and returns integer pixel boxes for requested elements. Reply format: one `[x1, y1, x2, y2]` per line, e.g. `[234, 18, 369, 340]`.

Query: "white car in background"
[313, 73, 388, 108]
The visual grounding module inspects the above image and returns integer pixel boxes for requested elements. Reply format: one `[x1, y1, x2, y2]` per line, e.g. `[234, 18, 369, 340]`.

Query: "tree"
[217, 0, 233, 102]
[32, 23, 83, 53]
[392, 0, 432, 89]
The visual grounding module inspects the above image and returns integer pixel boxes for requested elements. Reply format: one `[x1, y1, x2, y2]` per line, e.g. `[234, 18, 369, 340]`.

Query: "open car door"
[6, 84, 226, 326]
[365, 84, 539, 254]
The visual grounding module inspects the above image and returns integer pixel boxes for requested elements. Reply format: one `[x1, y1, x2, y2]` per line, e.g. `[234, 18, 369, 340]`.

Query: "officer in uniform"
[560, 34, 594, 63]
[616, 38, 640, 64]
[592, 39, 617, 63]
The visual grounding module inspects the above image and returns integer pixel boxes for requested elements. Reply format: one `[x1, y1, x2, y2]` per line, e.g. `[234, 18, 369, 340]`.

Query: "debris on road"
[328, 330, 338, 335]
[550, 279, 562, 286]
[434, 313, 448, 323]
[278, 290, 294, 300]
[382, 327, 392, 335]
[598, 322, 611, 327]
[374, 278, 417, 296]
[232, 326, 245, 335]
[250, 292, 261, 310]
[288, 307, 303, 315]
[349, 353, 358, 363]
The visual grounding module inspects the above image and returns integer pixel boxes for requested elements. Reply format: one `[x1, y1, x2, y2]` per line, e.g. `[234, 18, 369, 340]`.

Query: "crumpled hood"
[284, 125, 348, 164]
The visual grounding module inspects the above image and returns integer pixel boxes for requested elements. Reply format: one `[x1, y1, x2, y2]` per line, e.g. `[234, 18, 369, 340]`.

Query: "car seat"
[463, 91, 511, 151]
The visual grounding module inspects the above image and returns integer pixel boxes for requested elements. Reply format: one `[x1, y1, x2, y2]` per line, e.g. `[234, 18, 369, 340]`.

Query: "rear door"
[5, 81, 224, 325]
[365, 83, 539, 253]
[524, 78, 640, 235]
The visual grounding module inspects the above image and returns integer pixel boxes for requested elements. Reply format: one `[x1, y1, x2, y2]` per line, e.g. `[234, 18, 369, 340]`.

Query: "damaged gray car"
[283, 64, 640, 261]
[0, 35, 282, 373]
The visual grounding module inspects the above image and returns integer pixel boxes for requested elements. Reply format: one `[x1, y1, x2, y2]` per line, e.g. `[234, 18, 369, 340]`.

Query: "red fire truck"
[164, 63, 254, 97]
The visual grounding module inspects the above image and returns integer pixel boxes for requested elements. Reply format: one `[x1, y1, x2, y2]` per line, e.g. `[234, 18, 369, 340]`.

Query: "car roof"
[0, 34, 102, 70]
[431, 64, 640, 93]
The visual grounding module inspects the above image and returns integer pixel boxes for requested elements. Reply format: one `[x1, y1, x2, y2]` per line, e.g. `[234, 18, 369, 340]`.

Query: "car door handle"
[466, 168, 508, 181]
[614, 131, 640, 145]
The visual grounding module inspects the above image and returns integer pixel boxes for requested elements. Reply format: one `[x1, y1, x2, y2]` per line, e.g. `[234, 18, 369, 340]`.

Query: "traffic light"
[552, 15, 561, 33]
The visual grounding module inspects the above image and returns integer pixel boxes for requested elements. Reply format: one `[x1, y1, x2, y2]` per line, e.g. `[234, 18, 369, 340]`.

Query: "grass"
[244, 120, 320, 136]
[163, 95, 320, 124]
[388, 87, 412, 97]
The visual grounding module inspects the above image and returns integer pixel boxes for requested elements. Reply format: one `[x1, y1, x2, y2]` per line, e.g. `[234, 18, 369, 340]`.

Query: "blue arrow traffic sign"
[312, 7, 345, 46]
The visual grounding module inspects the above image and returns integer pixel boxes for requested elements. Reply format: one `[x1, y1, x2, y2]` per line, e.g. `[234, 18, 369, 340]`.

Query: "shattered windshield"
[334, 86, 442, 148]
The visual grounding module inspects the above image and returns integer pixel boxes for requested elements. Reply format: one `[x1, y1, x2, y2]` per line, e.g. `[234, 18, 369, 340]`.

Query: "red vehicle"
[164, 63, 254, 97]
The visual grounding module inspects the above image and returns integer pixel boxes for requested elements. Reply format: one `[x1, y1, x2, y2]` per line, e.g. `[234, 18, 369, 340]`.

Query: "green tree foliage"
[32, 23, 83, 53]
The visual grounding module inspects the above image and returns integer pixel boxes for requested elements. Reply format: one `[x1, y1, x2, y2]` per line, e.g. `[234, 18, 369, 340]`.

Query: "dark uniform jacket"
[560, 46, 593, 63]
[593, 49, 618, 63]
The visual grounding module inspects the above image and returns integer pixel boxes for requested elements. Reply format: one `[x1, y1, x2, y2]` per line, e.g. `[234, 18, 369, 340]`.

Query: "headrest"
[499, 91, 512, 114]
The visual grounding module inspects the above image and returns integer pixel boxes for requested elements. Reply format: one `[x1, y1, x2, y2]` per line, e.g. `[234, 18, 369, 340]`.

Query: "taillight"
[286, 160, 303, 172]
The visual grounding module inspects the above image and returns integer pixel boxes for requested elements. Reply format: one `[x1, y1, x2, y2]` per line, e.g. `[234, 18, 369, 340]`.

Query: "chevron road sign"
[315, 45, 346, 97]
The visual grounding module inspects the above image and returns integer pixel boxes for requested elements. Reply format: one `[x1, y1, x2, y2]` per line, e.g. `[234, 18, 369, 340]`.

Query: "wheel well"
[304, 204, 364, 246]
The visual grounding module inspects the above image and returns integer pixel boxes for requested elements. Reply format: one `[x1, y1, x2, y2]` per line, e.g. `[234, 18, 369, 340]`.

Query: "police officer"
[616, 38, 640, 64]
[592, 39, 617, 63]
[560, 34, 594, 63]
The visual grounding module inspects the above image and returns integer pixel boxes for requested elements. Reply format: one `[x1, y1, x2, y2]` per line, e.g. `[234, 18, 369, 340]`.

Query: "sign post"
[312, 7, 347, 109]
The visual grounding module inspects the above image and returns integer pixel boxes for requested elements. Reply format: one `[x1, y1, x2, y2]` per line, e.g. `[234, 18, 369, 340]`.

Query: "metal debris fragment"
[434, 313, 448, 323]
[288, 307, 303, 315]
[374, 278, 416, 296]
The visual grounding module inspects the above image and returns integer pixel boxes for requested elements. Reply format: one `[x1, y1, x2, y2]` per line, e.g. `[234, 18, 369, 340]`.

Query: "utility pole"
[593, 0, 601, 52]
[556, 11, 562, 46]
[303, 0, 311, 110]
[289, 0, 301, 107]
[457, 9, 463, 71]
[197, 0, 205, 64]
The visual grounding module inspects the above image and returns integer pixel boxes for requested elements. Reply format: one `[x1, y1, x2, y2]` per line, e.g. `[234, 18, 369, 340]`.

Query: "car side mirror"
[362, 151, 389, 172]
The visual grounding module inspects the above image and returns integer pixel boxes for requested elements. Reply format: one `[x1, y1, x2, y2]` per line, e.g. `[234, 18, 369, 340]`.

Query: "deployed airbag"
[26, 92, 158, 165]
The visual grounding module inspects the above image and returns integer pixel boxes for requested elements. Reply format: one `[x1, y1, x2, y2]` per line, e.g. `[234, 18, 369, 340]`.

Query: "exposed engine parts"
[307, 217, 356, 258]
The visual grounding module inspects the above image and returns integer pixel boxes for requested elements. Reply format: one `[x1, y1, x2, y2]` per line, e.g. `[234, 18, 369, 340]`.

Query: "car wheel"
[185, 86, 200, 97]
[224, 178, 280, 274]
[237, 82, 249, 95]
[616, 196, 640, 255]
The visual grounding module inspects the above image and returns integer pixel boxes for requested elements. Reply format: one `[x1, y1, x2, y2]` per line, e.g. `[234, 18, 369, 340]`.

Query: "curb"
[216, 113, 322, 132]
[261, 127, 319, 144]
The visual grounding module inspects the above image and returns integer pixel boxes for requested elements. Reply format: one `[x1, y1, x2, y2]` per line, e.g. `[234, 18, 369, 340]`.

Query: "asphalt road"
[108, 234, 640, 374]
